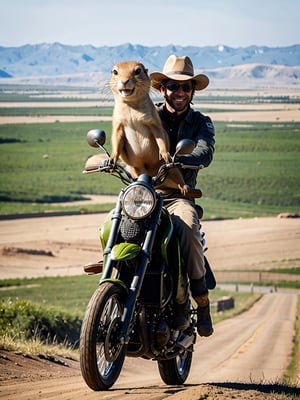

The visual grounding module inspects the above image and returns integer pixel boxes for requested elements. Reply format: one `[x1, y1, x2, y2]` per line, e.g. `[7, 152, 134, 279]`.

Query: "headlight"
[122, 184, 156, 219]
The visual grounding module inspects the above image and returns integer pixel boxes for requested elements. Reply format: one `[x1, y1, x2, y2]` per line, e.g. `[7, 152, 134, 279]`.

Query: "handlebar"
[83, 158, 204, 188]
[153, 162, 204, 187]
[83, 159, 134, 185]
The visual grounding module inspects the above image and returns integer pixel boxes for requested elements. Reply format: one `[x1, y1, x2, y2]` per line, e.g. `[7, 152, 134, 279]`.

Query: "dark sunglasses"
[164, 82, 193, 92]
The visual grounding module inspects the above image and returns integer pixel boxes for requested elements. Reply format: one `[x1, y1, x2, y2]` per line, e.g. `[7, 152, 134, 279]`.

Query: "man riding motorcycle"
[150, 54, 215, 336]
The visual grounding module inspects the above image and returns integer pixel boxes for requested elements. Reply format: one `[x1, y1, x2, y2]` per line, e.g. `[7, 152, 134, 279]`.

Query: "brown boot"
[194, 293, 213, 337]
[173, 301, 190, 331]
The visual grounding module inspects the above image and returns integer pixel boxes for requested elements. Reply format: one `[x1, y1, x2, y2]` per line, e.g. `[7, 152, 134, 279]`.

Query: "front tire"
[80, 282, 126, 390]
[157, 346, 193, 385]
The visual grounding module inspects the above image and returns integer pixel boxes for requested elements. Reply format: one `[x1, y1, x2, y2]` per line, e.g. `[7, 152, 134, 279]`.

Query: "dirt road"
[0, 214, 299, 399]
[0, 292, 298, 399]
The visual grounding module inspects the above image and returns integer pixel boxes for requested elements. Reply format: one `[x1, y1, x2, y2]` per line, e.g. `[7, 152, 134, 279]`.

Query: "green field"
[0, 106, 113, 117]
[0, 119, 299, 218]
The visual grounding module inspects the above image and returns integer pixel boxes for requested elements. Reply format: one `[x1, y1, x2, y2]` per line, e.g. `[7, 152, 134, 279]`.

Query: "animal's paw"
[179, 184, 190, 196]
[109, 154, 119, 169]
[160, 151, 171, 164]
[179, 186, 203, 198]
[101, 158, 113, 169]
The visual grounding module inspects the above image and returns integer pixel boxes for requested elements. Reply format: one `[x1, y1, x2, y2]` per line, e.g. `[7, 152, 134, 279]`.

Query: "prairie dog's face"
[110, 61, 150, 98]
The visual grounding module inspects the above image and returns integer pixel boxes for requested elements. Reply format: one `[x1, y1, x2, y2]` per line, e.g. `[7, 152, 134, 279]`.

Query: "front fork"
[101, 196, 163, 344]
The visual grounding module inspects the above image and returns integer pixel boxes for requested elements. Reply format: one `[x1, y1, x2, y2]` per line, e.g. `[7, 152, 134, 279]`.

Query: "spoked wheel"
[157, 345, 193, 385]
[80, 282, 126, 390]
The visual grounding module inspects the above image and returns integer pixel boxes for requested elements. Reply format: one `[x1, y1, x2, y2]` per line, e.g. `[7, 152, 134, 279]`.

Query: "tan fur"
[110, 60, 188, 194]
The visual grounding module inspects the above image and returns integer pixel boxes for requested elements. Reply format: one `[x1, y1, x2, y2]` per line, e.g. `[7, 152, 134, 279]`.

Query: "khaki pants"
[164, 198, 206, 281]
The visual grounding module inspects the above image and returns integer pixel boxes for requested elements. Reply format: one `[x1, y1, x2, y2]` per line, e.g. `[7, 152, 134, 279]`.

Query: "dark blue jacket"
[157, 104, 215, 189]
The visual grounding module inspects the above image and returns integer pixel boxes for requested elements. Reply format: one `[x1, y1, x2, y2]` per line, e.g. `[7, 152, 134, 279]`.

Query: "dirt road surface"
[0, 214, 300, 399]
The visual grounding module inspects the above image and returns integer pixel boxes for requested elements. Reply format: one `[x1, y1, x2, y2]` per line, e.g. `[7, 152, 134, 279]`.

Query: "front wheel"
[157, 346, 193, 385]
[80, 282, 126, 390]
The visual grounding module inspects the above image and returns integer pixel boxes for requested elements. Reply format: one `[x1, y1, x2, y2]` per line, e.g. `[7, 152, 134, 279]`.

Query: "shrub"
[0, 298, 81, 347]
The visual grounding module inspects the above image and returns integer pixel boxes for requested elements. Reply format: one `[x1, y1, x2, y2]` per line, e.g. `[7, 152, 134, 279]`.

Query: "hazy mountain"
[0, 42, 299, 87]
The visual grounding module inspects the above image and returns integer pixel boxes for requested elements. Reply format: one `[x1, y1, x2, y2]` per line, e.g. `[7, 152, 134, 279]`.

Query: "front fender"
[110, 242, 141, 261]
[100, 278, 129, 294]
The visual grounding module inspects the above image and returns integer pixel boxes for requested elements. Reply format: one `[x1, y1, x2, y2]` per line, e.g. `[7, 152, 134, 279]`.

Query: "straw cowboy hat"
[150, 55, 209, 91]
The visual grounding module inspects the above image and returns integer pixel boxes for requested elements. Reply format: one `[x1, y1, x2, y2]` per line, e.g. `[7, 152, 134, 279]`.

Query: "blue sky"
[1, 0, 299, 48]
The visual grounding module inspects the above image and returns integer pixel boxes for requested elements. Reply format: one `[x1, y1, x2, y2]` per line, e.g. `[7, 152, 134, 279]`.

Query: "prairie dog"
[109, 60, 188, 194]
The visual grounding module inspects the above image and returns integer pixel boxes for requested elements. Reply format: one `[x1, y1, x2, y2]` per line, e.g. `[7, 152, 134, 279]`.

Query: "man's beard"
[166, 96, 190, 113]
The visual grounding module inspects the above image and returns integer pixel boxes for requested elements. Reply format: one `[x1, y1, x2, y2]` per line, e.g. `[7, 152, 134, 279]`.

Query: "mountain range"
[0, 43, 299, 87]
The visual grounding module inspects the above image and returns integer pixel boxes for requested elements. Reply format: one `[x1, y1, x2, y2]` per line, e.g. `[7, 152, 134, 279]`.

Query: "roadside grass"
[284, 295, 300, 382]
[0, 297, 82, 347]
[0, 275, 260, 320]
[210, 291, 262, 323]
[0, 275, 99, 355]
[0, 332, 78, 359]
[0, 276, 262, 351]
[0, 120, 299, 217]
[0, 275, 100, 317]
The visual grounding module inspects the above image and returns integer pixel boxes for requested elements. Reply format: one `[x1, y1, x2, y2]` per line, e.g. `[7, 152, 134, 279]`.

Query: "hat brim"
[150, 71, 209, 91]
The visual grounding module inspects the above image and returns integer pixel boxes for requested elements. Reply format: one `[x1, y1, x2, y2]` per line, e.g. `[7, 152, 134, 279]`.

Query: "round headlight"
[122, 184, 156, 219]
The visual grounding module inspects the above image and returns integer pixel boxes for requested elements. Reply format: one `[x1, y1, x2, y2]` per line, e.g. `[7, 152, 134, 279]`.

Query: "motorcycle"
[79, 128, 216, 391]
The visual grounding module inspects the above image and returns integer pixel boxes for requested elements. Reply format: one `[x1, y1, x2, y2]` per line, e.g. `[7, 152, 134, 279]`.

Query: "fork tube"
[100, 191, 123, 280]
[119, 196, 163, 343]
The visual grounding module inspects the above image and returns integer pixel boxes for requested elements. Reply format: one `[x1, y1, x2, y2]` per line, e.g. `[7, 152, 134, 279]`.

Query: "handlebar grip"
[181, 164, 204, 170]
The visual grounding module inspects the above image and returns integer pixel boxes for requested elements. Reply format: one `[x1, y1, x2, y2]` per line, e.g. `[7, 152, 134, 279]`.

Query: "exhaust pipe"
[177, 332, 196, 351]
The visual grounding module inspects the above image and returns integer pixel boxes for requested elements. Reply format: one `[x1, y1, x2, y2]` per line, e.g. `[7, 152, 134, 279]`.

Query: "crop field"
[0, 89, 299, 218]
[0, 120, 299, 218]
